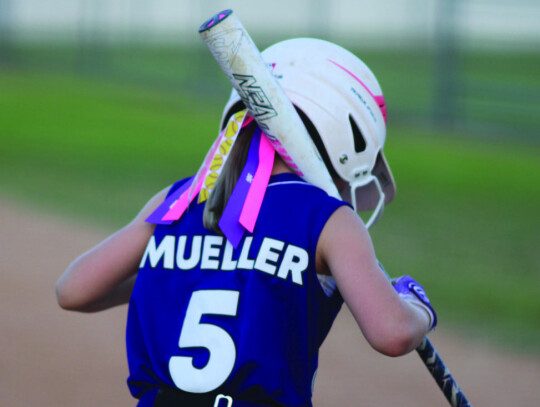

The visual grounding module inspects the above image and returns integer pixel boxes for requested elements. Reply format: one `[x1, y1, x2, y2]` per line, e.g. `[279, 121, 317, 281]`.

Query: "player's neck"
[271, 154, 295, 175]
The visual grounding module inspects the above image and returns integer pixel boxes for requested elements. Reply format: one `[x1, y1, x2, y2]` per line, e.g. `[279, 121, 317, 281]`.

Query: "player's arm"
[55, 187, 169, 312]
[317, 205, 433, 357]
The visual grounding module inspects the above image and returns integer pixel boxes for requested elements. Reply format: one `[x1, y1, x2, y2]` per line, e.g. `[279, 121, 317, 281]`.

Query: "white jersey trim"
[267, 180, 311, 188]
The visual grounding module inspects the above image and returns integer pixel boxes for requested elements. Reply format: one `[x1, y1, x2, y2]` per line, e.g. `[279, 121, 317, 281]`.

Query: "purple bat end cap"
[198, 9, 233, 33]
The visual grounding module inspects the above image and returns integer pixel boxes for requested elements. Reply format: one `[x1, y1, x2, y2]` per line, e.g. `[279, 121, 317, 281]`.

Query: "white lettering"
[277, 244, 308, 285]
[221, 240, 237, 271]
[141, 234, 308, 286]
[177, 235, 202, 270]
[201, 236, 224, 270]
[237, 237, 255, 269]
[254, 238, 284, 275]
[140, 235, 175, 270]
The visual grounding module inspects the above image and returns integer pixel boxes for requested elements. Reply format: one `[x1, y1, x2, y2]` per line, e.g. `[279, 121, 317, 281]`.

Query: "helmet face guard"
[221, 38, 396, 227]
[348, 173, 385, 229]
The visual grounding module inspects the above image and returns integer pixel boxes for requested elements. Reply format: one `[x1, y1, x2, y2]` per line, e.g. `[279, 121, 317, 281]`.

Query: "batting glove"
[392, 275, 438, 332]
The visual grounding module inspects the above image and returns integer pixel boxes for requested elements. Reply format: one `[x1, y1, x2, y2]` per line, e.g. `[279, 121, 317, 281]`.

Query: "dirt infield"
[1, 198, 539, 406]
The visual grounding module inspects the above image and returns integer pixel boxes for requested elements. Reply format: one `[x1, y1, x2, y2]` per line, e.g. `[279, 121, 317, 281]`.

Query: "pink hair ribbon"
[239, 132, 275, 232]
[144, 175, 194, 225]
[146, 110, 251, 225]
[161, 174, 205, 221]
[146, 109, 273, 247]
[218, 127, 275, 247]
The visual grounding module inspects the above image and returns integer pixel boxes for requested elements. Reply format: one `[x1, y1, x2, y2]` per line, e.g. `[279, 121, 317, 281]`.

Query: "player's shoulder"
[266, 172, 348, 215]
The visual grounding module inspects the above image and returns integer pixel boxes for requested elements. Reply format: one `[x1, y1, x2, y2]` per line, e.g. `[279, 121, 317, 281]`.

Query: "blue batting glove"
[392, 275, 437, 331]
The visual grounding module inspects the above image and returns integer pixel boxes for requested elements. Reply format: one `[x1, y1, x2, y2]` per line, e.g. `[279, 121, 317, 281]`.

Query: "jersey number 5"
[169, 289, 239, 393]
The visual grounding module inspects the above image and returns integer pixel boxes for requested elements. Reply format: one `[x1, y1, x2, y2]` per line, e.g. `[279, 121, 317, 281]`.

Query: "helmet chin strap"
[349, 174, 386, 229]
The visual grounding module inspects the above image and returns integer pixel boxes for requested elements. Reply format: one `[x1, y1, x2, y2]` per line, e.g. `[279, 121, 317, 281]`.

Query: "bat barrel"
[199, 9, 340, 199]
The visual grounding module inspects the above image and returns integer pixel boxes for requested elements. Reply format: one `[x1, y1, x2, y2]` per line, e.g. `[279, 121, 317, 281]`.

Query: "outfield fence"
[0, 0, 538, 140]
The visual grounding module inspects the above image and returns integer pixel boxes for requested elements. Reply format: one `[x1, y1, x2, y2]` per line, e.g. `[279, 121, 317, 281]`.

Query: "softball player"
[56, 38, 436, 407]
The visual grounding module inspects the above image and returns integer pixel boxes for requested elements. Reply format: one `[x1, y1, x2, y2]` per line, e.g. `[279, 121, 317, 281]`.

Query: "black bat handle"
[416, 337, 472, 407]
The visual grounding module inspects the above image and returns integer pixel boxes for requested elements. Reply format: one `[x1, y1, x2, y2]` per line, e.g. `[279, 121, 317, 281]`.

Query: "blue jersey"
[126, 173, 347, 406]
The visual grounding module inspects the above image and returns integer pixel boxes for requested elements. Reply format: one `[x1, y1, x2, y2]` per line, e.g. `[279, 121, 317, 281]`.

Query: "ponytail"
[203, 122, 256, 233]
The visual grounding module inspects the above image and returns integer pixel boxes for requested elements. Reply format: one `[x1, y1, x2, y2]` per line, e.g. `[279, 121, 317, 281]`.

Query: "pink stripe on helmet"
[328, 59, 387, 123]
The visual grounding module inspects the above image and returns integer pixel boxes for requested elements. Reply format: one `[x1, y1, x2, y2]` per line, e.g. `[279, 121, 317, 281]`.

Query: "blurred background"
[1, 0, 539, 405]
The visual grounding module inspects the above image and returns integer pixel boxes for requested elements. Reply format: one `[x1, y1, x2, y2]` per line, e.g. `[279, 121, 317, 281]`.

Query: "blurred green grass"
[1, 47, 539, 353]
[0, 69, 223, 225]
[6, 43, 540, 136]
[371, 130, 539, 350]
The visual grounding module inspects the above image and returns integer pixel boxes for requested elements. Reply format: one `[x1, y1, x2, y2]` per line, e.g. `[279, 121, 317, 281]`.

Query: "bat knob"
[199, 9, 233, 33]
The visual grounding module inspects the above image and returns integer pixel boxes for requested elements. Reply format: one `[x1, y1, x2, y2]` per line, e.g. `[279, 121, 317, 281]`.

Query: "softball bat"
[198, 9, 340, 199]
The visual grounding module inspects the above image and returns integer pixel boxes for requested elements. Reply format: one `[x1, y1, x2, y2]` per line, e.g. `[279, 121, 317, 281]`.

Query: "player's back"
[127, 173, 346, 407]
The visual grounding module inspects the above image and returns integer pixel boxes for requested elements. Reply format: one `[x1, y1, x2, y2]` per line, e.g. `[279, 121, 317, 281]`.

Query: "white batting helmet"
[221, 38, 395, 227]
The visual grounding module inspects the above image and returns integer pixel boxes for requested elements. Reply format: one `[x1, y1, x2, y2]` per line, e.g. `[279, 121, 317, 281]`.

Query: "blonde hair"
[203, 123, 256, 233]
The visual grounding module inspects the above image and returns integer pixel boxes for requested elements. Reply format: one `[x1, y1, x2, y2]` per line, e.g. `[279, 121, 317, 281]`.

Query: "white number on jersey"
[169, 289, 239, 393]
